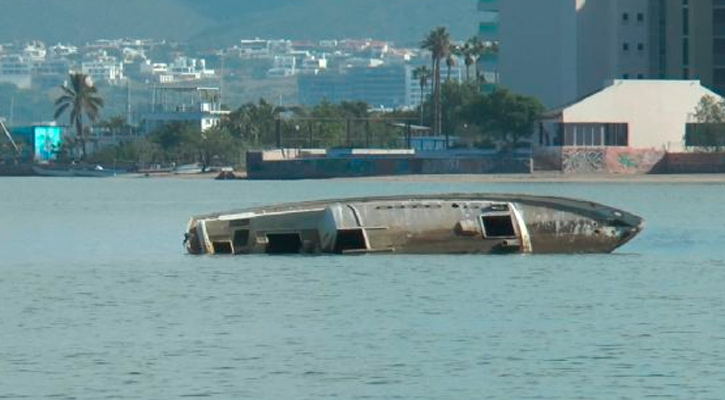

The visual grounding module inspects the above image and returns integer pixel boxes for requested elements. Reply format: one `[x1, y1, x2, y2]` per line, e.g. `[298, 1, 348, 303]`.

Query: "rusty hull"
[184, 193, 643, 255]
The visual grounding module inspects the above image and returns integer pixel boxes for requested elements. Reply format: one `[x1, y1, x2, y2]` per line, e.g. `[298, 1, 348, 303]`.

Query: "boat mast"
[0, 118, 20, 157]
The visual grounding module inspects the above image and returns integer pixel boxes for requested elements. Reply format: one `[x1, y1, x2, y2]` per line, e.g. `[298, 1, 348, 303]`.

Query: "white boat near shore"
[33, 165, 120, 177]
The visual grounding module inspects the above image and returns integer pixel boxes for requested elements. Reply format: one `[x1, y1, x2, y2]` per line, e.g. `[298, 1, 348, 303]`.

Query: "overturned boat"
[184, 193, 643, 255]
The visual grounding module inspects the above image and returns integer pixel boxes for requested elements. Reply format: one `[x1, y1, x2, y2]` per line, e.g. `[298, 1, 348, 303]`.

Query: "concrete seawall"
[246, 150, 531, 180]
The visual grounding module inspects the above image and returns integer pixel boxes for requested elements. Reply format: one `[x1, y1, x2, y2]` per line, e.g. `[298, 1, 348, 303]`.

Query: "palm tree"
[421, 27, 452, 139]
[461, 36, 485, 82]
[54, 72, 104, 160]
[446, 51, 457, 82]
[412, 66, 431, 126]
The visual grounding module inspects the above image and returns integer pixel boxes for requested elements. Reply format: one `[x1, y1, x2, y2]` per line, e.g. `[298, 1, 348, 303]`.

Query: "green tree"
[53, 72, 104, 160]
[440, 81, 482, 142]
[412, 66, 432, 126]
[222, 99, 280, 146]
[421, 26, 452, 139]
[196, 126, 241, 169]
[98, 115, 134, 137]
[465, 88, 543, 149]
[687, 95, 725, 151]
[147, 121, 200, 164]
[309, 100, 348, 147]
[694, 95, 725, 123]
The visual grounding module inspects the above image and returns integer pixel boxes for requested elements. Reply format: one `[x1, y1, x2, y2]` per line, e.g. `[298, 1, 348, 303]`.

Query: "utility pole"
[219, 52, 225, 107]
[126, 80, 131, 126]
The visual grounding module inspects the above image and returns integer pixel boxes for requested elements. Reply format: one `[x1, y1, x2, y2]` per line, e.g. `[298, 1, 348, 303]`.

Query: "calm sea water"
[1, 177, 724, 399]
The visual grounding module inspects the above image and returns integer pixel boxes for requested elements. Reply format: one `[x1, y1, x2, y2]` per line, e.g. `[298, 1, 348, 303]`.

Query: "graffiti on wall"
[560, 148, 665, 174]
[561, 149, 606, 173]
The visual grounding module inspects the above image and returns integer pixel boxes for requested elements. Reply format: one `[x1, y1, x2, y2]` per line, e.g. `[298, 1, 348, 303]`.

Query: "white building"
[23, 41, 47, 62]
[0, 55, 32, 88]
[49, 43, 78, 58]
[537, 80, 721, 152]
[140, 60, 169, 75]
[169, 57, 215, 81]
[267, 55, 296, 78]
[82, 58, 124, 84]
[299, 56, 328, 75]
[139, 87, 230, 134]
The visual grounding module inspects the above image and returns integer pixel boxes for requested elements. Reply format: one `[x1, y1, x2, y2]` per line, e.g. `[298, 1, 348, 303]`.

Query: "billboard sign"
[33, 126, 62, 162]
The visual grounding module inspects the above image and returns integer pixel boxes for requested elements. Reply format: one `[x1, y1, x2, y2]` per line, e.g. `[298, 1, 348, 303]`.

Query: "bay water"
[1, 177, 724, 399]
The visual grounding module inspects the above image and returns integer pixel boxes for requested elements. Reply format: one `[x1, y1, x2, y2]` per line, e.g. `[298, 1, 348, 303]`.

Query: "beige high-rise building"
[477, 0, 723, 107]
[651, 0, 722, 94]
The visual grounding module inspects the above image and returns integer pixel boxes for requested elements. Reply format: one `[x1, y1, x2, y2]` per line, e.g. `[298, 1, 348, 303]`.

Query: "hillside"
[0, 0, 212, 42]
[189, 0, 479, 46]
[0, 0, 478, 45]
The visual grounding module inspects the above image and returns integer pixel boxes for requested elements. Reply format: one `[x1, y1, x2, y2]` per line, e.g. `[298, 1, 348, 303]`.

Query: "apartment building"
[298, 63, 463, 110]
[650, 0, 725, 95]
[476, 0, 718, 107]
[81, 58, 124, 85]
[477, 0, 579, 107]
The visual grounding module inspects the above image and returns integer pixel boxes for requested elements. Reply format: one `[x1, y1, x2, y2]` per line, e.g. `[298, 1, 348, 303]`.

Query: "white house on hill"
[536, 80, 722, 152]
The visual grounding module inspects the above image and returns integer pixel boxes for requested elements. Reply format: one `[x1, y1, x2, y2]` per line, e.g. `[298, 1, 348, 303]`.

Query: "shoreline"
[122, 171, 725, 183]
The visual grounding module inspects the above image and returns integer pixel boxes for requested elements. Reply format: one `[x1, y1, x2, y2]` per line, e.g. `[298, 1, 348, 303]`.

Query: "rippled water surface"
[1, 177, 724, 399]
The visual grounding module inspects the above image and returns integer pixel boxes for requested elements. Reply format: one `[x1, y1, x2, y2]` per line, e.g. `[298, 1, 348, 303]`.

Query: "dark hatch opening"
[334, 229, 367, 253]
[481, 215, 516, 238]
[233, 230, 250, 251]
[212, 241, 233, 254]
[266, 233, 303, 254]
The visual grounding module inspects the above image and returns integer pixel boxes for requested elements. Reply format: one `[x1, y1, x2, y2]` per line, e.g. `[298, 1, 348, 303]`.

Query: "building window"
[623, 43, 630, 52]
[558, 123, 629, 147]
[637, 13, 644, 22]
[683, 38, 689, 65]
[637, 43, 644, 51]
[623, 73, 630, 79]
[683, 68, 690, 79]
[683, 8, 689, 36]
[622, 12, 629, 23]
[637, 73, 645, 79]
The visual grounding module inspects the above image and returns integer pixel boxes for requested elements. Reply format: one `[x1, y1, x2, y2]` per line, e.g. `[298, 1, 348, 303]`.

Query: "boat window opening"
[481, 215, 517, 238]
[334, 229, 367, 253]
[452, 203, 460, 208]
[212, 241, 233, 254]
[489, 204, 510, 212]
[265, 233, 303, 254]
[233, 229, 250, 250]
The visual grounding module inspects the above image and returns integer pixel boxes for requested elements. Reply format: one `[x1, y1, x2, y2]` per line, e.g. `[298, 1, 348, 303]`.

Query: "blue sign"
[34, 126, 62, 161]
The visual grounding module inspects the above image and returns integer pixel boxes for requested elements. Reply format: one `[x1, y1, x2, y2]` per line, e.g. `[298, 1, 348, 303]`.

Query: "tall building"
[477, 0, 579, 108]
[297, 64, 463, 110]
[577, 0, 652, 96]
[651, 0, 723, 94]
[477, 0, 723, 107]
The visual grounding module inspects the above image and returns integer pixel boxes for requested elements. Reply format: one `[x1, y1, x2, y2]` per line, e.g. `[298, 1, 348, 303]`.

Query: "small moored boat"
[184, 193, 643, 255]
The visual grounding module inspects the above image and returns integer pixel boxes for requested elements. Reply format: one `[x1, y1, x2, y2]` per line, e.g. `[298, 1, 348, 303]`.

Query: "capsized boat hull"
[184, 193, 643, 255]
